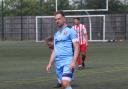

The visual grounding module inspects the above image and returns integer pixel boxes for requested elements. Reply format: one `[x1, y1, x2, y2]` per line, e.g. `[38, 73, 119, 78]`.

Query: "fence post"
[40, 0, 43, 40]
[1, 0, 4, 40]
[124, 14, 127, 40]
[20, 0, 23, 41]
[126, 14, 128, 40]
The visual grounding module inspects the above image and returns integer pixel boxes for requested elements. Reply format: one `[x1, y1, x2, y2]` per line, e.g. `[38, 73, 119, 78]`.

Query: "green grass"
[0, 41, 128, 89]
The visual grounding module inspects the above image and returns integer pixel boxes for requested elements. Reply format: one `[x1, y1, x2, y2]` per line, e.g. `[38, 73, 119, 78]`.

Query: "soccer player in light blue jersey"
[46, 11, 79, 89]
[45, 36, 62, 88]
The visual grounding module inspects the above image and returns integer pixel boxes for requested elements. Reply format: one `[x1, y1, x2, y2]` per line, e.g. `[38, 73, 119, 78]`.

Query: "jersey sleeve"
[69, 28, 79, 43]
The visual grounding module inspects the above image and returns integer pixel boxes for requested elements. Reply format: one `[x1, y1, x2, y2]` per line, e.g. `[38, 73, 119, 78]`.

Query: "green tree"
[2, 0, 57, 16]
[42, 0, 72, 15]
[72, 0, 128, 13]
[41, 0, 56, 15]
[57, 0, 73, 10]
[71, 0, 106, 9]
[1, 0, 128, 16]
[85, 0, 106, 9]
[3, 0, 41, 16]
[21, 0, 41, 16]
[108, 0, 128, 13]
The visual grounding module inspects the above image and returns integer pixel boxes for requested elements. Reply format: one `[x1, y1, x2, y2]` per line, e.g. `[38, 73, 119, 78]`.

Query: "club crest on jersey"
[64, 31, 68, 36]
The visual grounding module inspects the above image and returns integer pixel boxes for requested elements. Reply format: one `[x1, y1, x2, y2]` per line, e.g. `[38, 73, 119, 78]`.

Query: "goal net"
[36, 15, 107, 42]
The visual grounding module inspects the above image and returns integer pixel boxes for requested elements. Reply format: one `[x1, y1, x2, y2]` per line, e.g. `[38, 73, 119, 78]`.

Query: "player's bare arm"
[70, 41, 80, 69]
[83, 26, 88, 46]
[85, 33, 88, 46]
[46, 49, 55, 73]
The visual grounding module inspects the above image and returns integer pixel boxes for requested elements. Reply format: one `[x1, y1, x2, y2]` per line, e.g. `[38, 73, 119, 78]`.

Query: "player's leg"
[81, 44, 87, 68]
[77, 55, 82, 69]
[55, 66, 63, 88]
[56, 78, 62, 88]
[62, 80, 72, 89]
[77, 45, 82, 69]
[61, 64, 74, 89]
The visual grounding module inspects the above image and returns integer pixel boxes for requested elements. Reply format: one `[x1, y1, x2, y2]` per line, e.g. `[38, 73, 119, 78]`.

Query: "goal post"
[35, 15, 107, 42]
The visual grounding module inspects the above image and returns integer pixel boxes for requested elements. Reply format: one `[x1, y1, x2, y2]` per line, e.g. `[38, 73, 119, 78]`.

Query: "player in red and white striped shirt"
[73, 17, 88, 69]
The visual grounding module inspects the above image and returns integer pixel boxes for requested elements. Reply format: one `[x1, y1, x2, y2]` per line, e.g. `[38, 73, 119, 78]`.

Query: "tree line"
[0, 0, 128, 16]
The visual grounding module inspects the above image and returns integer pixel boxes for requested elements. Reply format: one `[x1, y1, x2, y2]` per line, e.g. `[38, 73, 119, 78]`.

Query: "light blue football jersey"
[54, 25, 78, 62]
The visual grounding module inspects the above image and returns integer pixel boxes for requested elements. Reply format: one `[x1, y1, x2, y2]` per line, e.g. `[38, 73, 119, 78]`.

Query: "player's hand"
[46, 63, 51, 73]
[70, 61, 76, 70]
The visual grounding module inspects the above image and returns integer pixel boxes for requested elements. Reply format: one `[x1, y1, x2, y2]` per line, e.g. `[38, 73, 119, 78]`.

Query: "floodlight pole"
[106, 0, 108, 11]
[55, 0, 57, 11]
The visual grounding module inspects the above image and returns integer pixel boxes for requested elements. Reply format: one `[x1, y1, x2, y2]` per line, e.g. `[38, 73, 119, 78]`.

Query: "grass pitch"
[0, 41, 128, 89]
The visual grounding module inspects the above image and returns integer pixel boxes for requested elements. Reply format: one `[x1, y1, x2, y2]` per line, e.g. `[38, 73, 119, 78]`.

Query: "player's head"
[54, 11, 66, 27]
[74, 17, 80, 25]
[45, 36, 54, 49]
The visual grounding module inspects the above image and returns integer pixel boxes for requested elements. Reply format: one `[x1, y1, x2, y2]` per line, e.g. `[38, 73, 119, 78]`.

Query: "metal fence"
[0, 14, 128, 41]
[0, 16, 36, 40]
[106, 14, 128, 40]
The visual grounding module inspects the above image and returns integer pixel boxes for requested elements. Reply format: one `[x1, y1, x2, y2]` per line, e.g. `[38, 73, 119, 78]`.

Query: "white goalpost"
[36, 15, 107, 42]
